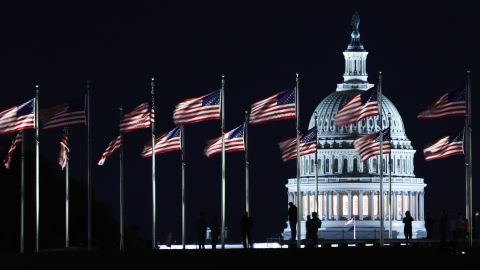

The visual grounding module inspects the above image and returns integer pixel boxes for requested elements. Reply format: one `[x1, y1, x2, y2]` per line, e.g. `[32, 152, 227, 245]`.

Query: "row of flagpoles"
[0, 70, 472, 251]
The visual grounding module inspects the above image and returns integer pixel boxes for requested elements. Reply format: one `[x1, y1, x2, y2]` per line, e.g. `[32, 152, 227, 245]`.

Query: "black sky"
[0, 1, 478, 246]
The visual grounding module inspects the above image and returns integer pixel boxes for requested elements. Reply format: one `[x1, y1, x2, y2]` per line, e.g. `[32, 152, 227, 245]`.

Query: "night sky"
[0, 1, 478, 248]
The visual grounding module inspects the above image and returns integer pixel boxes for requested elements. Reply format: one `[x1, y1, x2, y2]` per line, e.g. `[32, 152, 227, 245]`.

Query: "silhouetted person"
[425, 212, 434, 239]
[288, 202, 298, 241]
[241, 212, 253, 248]
[310, 212, 321, 247]
[197, 212, 207, 249]
[211, 216, 220, 249]
[305, 215, 312, 245]
[440, 210, 448, 243]
[403, 210, 414, 240]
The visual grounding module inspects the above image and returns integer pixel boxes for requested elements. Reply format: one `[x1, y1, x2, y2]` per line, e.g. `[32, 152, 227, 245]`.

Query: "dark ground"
[1, 243, 478, 269]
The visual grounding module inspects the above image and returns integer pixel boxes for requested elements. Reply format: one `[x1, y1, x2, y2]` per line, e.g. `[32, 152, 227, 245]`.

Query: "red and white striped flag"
[0, 99, 35, 135]
[142, 127, 181, 157]
[119, 102, 151, 134]
[3, 132, 22, 169]
[423, 131, 464, 161]
[204, 124, 244, 158]
[97, 136, 123, 166]
[353, 128, 391, 161]
[417, 87, 466, 119]
[40, 97, 86, 130]
[334, 88, 378, 127]
[278, 127, 317, 162]
[58, 133, 69, 170]
[249, 90, 296, 125]
[173, 90, 220, 125]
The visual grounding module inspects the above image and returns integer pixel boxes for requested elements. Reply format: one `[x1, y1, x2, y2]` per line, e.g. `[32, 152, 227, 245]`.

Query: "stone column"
[393, 192, 398, 221]
[402, 191, 407, 218]
[306, 191, 311, 217]
[359, 191, 364, 220]
[348, 191, 353, 219]
[319, 192, 324, 220]
[336, 192, 340, 221]
[369, 191, 374, 219]
[410, 192, 415, 219]
[326, 191, 331, 220]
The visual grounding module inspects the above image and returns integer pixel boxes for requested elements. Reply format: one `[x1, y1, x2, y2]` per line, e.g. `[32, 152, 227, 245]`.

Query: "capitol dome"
[283, 12, 426, 240]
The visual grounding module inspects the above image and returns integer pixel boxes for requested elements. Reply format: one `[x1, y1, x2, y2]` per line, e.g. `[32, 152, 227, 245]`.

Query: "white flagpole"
[87, 80, 92, 251]
[466, 70, 473, 247]
[244, 110, 250, 248]
[181, 125, 186, 249]
[35, 85, 40, 252]
[295, 73, 301, 248]
[353, 217, 356, 240]
[314, 113, 318, 213]
[151, 77, 156, 250]
[65, 128, 70, 248]
[220, 75, 226, 249]
[378, 71, 384, 247]
[20, 131, 25, 253]
[388, 114, 392, 239]
[119, 107, 125, 251]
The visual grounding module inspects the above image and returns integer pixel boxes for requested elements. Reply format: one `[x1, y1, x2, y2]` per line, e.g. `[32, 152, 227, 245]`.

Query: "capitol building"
[283, 13, 426, 239]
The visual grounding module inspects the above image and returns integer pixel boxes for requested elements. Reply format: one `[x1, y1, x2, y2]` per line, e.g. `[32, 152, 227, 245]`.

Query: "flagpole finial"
[151, 77, 155, 82]
[221, 74, 225, 79]
[296, 73, 299, 78]
[378, 70, 382, 75]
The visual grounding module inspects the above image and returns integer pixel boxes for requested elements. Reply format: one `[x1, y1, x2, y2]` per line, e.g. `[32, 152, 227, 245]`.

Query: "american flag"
[278, 127, 317, 162]
[417, 87, 467, 119]
[353, 128, 391, 161]
[58, 133, 69, 170]
[142, 127, 181, 157]
[120, 102, 151, 134]
[173, 90, 220, 125]
[204, 124, 244, 158]
[423, 131, 464, 161]
[335, 88, 379, 127]
[97, 136, 123, 166]
[249, 89, 296, 125]
[0, 99, 35, 135]
[40, 97, 86, 130]
[3, 132, 22, 169]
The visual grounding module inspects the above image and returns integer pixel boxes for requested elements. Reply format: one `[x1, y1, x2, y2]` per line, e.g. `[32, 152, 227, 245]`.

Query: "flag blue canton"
[277, 89, 295, 105]
[448, 87, 466, 102]
[301, 127, 316, 143]
[17, 99, 35, 116]
[360, 87, 378, 104]
[374, 127, 391, 142]
[227, 124, 244, 139]
[202, 90, 220, 106]
[166, 126, 181, 139]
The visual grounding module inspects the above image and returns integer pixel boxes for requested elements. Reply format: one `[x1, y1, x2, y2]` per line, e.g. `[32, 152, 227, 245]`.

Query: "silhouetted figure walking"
[211, 216, 220, 249]
[403, 210, 414, 240]
[240, 212, 253, 248]
[425, 212, 434, 239]
[288, 202, 298, 241]
[440, 210, 448, 243]
[310, 212, 321, 247]
[197, 212, 207, 249]
[305, 215, 312, 245]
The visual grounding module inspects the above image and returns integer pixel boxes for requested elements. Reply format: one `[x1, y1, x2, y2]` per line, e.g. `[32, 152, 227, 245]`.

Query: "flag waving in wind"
[3, 132, 22, 169]
[97, 136, 122, 165]
[173, 90, 220, 125]
[353, 128, 391, 161]
[58, 133, 69, 170]
[249, 89, 296, 125]
[0, 99, 35, 135]
[120, 102, 151, 134]
[142, 127, 181, 157]
[278, 127, 317, 162]
[335, 88, 379, 127]
[40, 97, 86, 130]
[204, 124, 244, 158]
[423, 131, 464, 161]
[417, 87, 466, 119]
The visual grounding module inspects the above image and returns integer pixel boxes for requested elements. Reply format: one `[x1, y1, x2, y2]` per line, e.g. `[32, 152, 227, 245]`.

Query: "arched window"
[318, 159, 322, 174]
[373, 158, 378, 173]
[397, 159, 401, 174]
[333, 159, 339, 173]
[342, 195, 348, 218]
[384, 158, 387, 173]
[325, 159, 330, 173]
[342, 158, 348, 173]
[403, 158, 406, 173]
[353, 195, 359, 216]
[310, 159, 315, 173]
[304, 159, 308, 174]
[363, 161, 369, 173]
[353, 158, 358, 172]
[362, 195, 369, 216]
